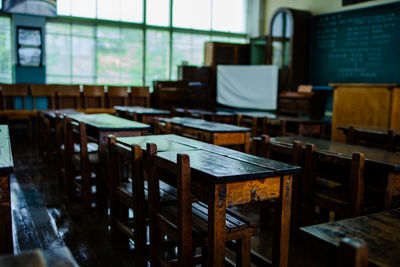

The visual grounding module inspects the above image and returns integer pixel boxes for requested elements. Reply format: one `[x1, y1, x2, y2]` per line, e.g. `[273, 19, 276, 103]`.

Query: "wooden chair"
[147, 143, 257, 266]
[82, 85, 105, 109]
[107, 86, 128, 108]
[303, 144, 365, 225]
[37, 111, 54, 164]
[154, 118, 172, 135]
[337, 237, 368, 267]
[65, 117, 101, 210]
[236, 114, 259, 137]
[130, 86, 150, 107]
[152, 81, 188, 109]
[347, 125, 397, 152]
[30, 84, 56, 110]
[251, 135, 303, 234]
[0, 83, 34, 137]
[55, 84, 81, 109]
[108, 138, 179, 267]
[261, 117, 286, 137]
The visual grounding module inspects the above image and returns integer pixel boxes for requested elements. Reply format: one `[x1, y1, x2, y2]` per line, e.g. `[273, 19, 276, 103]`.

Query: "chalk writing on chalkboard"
[309, 2, 400, 85]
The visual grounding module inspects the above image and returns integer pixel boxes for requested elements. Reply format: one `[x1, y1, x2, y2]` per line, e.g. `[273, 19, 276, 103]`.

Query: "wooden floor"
[9, 133, 323, 267]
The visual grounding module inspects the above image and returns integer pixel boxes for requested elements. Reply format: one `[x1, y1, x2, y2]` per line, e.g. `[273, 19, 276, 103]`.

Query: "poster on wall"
[17, 27, 42, 67]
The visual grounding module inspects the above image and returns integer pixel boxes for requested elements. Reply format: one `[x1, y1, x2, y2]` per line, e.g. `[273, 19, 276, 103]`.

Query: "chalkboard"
[309, 2, 400, 85]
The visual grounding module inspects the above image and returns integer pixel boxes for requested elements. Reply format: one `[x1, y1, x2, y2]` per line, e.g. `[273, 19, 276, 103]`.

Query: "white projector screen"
[217, 65, 278, 110]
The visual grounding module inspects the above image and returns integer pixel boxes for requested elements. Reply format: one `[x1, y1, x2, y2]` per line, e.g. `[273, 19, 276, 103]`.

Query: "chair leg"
[236, 237, 251, 267]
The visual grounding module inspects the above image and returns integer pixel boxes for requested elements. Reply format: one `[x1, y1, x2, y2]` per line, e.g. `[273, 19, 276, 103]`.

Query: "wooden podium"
[330, 84, 400, 142]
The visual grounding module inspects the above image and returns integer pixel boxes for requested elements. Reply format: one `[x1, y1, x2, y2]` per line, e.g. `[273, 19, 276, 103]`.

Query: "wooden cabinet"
[267, 8, 311, 93]
[204, 42, 250, 107]
[330, 83, 400, 142]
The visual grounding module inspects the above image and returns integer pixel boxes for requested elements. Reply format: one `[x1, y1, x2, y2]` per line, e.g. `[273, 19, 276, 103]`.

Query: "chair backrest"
[261, 117, 286, 137]
[82, 85, 105, 108]
[0, 84, 29, 110]
[347, 125, 397, 152]
[152, 81, 188, 109]
[130, 86, 150, 107]
[107, 86, 128, 107]
[55, 85, 81, 109]
[147, 143, 193, 265]
[252, 135, 302, 164]
[337, 237, 368, 267]
[303, 144, 365, 223]
[30, 84, 56, 110]
[154, 119, 172, 135]
[237, 114, 258, 137]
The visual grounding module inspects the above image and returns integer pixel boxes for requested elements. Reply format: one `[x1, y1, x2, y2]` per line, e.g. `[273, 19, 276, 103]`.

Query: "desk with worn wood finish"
[0, 125, 14, 254]
[159, 117, 252, 153]
[174, 108, 236, 123]
[301, 208, 400, 267]
[337, 125, 400, 151]
[114, 106, 170, 124]
[270, 136, 400, 210]
[117, 134, 300, 267]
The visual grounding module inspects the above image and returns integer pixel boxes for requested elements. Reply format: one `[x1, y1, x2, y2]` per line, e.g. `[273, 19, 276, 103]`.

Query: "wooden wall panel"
[331, 84, 393, 142]
[390, 88, 400, 130]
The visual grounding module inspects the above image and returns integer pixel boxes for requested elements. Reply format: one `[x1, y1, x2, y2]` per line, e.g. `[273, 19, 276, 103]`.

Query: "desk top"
[0, 125, 13, 175]
[116, 135, 197, 152]
[337, 125, 400, 136]
[301, 208, 400, 267]
[160, 117, 251, 133]
[114, 106, 170, 115]
[175, 108, 235, 117]
[117, 134, 300, 181]
[271, 136, 400, 172]
[69, 113, 150, 131]
[43, 109, 83, 119]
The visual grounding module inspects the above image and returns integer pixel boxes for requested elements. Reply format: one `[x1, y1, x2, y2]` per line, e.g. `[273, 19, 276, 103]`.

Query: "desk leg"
[273, 175, 292, 267]
[244, 132, 251, 153]
[208, 183, 227, 267]
[98, 132, 109, 212]
[0, 175, 12, 254]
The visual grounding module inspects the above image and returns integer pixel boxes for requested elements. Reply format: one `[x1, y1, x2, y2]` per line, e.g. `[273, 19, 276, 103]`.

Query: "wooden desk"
[69, 113, 150, 205]
[0, 125, 14, 254]
[337, 125, 400, 151]
[114, 106, 170, 124]
[159, 117, 252, 152]
[117, 134, 300, 267]
[174, 108, 236, 123]
[42, 109, 82, 120]
[270, 136, 400, 210]
[301, 208, 400, 267]
[0, 247, 79, 267]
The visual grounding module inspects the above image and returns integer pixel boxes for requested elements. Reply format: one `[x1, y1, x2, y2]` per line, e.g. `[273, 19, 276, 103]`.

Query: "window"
[171, 33, 209, 79]
[173, 0, 211, 30]
[97, 26, 143, 85]
[48, 0, 248, 86]
[146, 0, 170, 26]
[0, 16, 12, 83]
[145, 30, 170, 85]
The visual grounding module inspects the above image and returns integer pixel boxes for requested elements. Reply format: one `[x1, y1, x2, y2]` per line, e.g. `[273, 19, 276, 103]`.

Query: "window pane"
[121, 0, 143, 23]
[46, 33, 71, 76]
[72, 36, 95, 79]
[97, 0, 120, 21]
[57, 0, 70, 16]
[146, 0, 170, 26]
[71, 0, 96, 18]
[0, 17, 12, 83]
[145, 30, 170, 86]
[212, 0, 246, 33]
[173, 0, 211, 30]
[46, 22, 70, 34]
[171, 33, 208, 79]
[97, 26, 143, 85]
